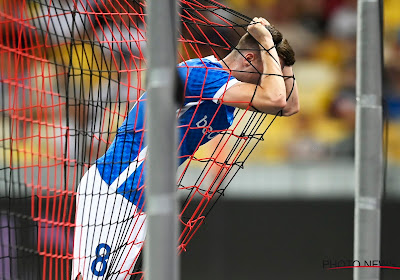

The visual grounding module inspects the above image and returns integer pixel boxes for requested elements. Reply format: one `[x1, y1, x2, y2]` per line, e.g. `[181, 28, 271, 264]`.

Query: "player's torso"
[95, 57, 236, 205]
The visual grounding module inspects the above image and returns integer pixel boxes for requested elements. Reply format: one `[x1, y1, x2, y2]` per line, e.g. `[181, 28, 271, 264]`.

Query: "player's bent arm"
[222, 50, 286, 113]
[221, 18, 286, 114]
[281, 66, 299, 116]
[221, 80, 286, 114]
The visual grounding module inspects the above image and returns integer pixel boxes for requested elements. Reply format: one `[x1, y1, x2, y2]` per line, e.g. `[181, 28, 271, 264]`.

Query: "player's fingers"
[251, 17, 263, 24]
[259, 17, 270, 26]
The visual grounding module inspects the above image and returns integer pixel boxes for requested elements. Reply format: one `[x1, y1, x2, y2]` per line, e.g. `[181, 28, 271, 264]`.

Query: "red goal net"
[0, 0, 291, 279]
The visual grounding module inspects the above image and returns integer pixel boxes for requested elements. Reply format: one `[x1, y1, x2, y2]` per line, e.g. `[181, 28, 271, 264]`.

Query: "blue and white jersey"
[95, 56, 239, 209]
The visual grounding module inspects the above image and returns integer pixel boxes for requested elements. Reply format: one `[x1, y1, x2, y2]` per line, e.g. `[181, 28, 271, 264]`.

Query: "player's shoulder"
[177, 55, 233, 88]
[178, 55, 223, 69]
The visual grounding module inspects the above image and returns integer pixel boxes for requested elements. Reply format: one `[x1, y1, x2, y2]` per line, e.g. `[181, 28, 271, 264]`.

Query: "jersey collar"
[204, 55, 218, 63]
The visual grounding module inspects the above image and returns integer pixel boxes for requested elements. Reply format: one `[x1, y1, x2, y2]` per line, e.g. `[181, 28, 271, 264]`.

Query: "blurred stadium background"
[1, 0, 400, 279]
[182, 1, 400, 279]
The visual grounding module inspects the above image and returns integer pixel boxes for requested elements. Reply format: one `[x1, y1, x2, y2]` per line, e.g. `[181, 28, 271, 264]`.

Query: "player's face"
[243, 55, 263, 85]
[241, 56, 285, 85]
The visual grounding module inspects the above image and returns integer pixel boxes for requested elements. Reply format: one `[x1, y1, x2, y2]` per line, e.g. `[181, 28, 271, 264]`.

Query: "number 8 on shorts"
[91, 243, 111, 277]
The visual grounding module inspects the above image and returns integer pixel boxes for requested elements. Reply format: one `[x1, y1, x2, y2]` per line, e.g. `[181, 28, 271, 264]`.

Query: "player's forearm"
[256, 39, 286, 112]
[281, 66, 299, 116]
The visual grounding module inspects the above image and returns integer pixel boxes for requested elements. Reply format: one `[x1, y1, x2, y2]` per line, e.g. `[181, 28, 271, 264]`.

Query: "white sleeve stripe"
[109, 146, 148, 191]
[213, 78, 239, 104]
[176, 101, 203, 118]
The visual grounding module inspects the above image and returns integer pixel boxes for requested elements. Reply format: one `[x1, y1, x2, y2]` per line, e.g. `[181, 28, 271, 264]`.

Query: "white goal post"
[145, 0, 180, 279]
[354, 0, 384, 280]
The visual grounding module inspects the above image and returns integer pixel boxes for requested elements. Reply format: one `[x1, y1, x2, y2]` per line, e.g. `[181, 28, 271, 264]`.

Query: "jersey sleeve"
[184, 60, 239, 104]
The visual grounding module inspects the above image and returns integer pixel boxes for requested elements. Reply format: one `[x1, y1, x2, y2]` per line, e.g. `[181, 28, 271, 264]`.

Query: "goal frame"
[145, 0, 180, 280]
[354, 0, 384, 279]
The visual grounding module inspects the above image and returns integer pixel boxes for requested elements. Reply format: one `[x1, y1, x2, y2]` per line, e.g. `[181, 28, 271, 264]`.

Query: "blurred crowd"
[227, 0, 400, 163]
[1, 0, 400, 168]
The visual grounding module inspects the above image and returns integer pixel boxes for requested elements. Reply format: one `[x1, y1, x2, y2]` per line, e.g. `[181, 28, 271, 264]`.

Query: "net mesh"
[0, 0, 293, 279]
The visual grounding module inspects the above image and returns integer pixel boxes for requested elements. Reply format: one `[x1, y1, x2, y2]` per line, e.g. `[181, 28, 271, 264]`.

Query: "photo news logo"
[323, 259, 400, 270]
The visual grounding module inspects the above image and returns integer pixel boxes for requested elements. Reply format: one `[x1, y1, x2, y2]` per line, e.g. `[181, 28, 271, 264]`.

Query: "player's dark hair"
[277, 39, 296, 66]
[265, 25, 283, 46]
[235, 33, 260, 52]
[234, 25, 295, 66]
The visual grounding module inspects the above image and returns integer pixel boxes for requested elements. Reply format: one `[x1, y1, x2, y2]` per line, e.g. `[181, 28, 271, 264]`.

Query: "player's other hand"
[247, 17, 273, 43]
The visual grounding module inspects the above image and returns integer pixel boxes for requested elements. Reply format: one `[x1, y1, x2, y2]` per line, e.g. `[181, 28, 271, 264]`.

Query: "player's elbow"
[259, 94, 287, 114]
[275, 95, 287, 110]
[282, 102, 300, 116]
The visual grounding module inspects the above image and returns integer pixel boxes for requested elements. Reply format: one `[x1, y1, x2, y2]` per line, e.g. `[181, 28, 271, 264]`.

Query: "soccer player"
[72, 17, 299, 280]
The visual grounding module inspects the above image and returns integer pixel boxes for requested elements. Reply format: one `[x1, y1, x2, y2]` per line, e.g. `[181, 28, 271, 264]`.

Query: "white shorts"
[72, 165, 147, 280]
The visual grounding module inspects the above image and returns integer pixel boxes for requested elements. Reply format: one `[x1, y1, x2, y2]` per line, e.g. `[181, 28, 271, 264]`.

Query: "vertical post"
[145, 0, 179, 279]
[354, 0, 383, 280]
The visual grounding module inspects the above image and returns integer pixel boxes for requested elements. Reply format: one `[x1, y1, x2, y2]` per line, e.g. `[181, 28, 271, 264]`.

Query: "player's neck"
[219, 53, 240, 71]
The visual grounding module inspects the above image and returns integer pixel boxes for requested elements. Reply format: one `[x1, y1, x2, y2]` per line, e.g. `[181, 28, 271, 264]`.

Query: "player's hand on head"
[250, 17, 270, 26]
[258, 17, 270, 26]
[247, 17, 273, 43]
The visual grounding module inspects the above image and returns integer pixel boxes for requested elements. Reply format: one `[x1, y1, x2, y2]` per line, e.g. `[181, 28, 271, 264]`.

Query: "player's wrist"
[282, 65, 293, 75]
[259, 36, 275, 50]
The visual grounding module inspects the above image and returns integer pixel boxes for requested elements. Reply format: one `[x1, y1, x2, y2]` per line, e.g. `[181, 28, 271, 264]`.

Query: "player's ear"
[244, 53, 255, 66]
